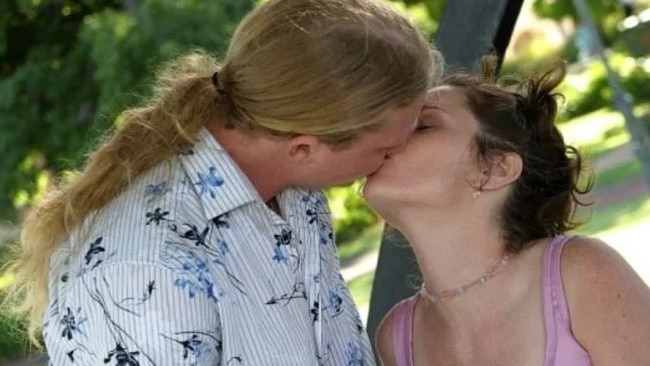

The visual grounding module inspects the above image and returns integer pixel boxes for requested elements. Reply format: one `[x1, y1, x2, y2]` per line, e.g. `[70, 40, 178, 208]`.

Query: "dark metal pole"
[570, 0, 650, 186]
[366, 0, 524, 354]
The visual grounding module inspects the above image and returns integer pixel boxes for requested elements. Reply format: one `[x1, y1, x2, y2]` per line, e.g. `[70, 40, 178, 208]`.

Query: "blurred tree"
[533, 0, 617, 21]
[532, 0, 627, 41]
[389, 0, 445, 35]
[0, 0, 253, 221]
[397, 0, 446, 18]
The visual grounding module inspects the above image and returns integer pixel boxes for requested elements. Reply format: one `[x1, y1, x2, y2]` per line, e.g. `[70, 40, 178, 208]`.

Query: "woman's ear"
[481, 152, 523, 191]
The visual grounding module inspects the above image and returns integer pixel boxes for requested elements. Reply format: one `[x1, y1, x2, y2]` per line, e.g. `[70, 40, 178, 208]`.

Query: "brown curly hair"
[443, 59, 593, 253]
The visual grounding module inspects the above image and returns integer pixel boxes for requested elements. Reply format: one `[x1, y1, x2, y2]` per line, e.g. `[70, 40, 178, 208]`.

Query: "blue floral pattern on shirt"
[43, 129, 374, 365]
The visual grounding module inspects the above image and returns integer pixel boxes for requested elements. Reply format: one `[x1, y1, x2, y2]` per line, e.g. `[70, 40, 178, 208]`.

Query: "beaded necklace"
[419, 252, 512, 303]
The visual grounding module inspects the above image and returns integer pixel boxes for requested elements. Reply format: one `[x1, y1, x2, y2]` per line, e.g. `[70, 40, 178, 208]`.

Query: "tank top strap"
[542, 235, 573, 364]
[391, 295, 417, 366]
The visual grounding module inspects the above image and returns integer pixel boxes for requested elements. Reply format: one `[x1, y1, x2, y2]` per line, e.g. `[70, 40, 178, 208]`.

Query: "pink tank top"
[389, 236, 592, 366]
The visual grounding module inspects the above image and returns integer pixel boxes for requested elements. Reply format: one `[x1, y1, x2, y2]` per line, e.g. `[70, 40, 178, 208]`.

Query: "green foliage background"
[532, 0, 625, 41]
[0, 0, 254, 220]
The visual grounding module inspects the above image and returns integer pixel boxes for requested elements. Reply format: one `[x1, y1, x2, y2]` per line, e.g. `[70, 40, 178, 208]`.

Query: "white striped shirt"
[43, 129, 374, 365]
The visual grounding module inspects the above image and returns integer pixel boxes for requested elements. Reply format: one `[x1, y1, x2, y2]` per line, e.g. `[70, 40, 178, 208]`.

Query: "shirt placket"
[306, 228, 323, 359]
[281, 192, 325, 361]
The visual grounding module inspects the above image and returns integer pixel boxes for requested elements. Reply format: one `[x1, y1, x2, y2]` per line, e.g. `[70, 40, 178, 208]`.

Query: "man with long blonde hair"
[7, 0, 440, 364]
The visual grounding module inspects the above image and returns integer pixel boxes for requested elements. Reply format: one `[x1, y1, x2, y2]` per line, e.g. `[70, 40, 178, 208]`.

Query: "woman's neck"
[397, 209, 516, 327]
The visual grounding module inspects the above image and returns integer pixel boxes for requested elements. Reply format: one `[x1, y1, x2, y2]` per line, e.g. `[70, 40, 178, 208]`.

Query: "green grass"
[557, 106, 647, 194]
[558, 105, 650, 162]
[558, 108, 626, 148]
[558, 104, 649, 139]
[580, 129, 630, 162]
[573, 195, 650, 236]
[592, 160, 642, 189]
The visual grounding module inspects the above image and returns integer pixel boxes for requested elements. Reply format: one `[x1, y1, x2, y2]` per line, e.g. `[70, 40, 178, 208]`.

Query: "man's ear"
[287, 135, 322, 163]
[481, 152, 523, 191]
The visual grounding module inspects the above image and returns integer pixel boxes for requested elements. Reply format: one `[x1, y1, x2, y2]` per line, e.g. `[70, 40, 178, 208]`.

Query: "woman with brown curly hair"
[363, 61, 650, 366]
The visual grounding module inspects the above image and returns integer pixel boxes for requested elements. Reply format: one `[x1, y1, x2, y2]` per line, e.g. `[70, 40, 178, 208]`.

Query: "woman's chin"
[361, 190, 390, 214]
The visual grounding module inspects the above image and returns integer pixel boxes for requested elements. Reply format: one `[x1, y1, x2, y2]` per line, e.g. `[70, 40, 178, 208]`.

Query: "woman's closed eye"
[415, 121, 438, 132]
[417, 108, 443, 132]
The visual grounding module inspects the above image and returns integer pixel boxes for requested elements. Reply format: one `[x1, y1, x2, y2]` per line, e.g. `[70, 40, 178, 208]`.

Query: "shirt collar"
[178, 128, 260, 220]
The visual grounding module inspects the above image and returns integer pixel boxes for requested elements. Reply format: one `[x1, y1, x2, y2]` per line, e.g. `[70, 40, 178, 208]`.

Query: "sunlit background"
[1, 0, 649, 364]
